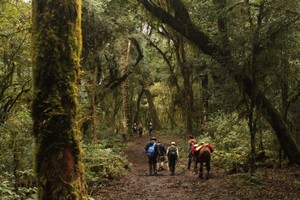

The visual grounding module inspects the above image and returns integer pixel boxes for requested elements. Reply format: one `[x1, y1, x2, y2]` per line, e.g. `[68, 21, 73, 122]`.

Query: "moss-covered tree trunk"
[31, 0, 88, 199]
[144, 88, 161, 130]
[176, 36, 193, 135]
[121, 40, 132, 139]
[133, 89, 144, 124]
[92, 56, 98, 143]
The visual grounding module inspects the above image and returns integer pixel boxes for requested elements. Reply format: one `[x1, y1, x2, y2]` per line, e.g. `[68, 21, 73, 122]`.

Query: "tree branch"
[104, 37, 143, 90]
[137, 0, 223, 57]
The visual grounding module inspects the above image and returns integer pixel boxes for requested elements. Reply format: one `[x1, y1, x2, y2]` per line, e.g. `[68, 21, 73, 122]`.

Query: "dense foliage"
[0, 0, 299, 199]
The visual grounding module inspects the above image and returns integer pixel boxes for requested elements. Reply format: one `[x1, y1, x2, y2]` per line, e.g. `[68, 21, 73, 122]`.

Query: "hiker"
[187, 135, 197, 170]
[148, 122, 153, 135]
[188, 135, 197, 148]
[166, 141, 179, 175]
[132, 122, 137, 135]
[145, 137, 159, 175]
[138, 123, 143, 138]
[157, 141, 166, 171]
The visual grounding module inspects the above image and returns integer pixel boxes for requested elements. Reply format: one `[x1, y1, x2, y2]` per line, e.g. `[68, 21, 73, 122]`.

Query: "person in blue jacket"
[145, 137, 159, 175]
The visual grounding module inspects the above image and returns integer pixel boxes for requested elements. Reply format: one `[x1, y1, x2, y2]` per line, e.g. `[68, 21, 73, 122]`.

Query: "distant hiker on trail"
[132, 122, 137, 135]
[148, 122, 153, 135]
[166, 142, 179, 176]
[138, 123, 143, 138]
[157, 141, 166, 171]
[187, 135, 197, 170]
[145, 137, 159, 175]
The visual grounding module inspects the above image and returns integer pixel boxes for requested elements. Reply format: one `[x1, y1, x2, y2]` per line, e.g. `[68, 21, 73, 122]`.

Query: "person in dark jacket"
[157, 141, 166, 170]
[187, 135, 197, 170]
[166, 142, 179, 175]
[148, 122, 153, 135]
[132, 122, 137, 135]
[145, 137, 159, 175]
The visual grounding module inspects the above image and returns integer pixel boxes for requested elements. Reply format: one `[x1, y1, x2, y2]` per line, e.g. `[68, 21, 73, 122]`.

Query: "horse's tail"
[199, 148, 211, 163]
[202, 150, 211, 162]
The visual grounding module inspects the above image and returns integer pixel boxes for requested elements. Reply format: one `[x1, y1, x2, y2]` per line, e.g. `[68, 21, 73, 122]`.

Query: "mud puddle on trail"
[93, 134, 232, 200]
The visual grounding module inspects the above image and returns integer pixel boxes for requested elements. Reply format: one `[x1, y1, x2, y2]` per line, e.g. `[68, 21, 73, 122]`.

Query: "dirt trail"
[94, 134, 300, 200]
[94, 134, 231, 200]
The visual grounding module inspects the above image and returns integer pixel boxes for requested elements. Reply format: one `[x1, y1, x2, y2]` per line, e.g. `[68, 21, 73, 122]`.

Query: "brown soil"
[94, 134, 300, 200]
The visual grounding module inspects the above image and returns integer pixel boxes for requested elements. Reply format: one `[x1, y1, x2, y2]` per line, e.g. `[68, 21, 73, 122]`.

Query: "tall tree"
[121, 39, 132, 139]
[31, 0, 88, 199]
[175, 36, 193, 135]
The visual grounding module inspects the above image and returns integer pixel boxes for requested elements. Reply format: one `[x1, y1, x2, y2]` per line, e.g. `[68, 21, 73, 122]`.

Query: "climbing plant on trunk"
[31, 0, 88, 199]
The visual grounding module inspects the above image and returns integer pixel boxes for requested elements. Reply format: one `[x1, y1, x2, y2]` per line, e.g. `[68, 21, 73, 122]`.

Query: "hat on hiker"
[150, 137, 156, 141]
[171, 142, 176, 145]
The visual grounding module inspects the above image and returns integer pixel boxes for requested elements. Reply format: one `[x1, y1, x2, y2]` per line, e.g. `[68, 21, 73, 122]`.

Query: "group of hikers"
[144, 137, 179, 175]
[132, 122, 154, 137]
[144, 135, 214, 176]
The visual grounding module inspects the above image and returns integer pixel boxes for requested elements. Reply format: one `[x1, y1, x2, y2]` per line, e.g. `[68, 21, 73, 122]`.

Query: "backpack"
[147, 143, 156, 157]
[168, 147, 177, 159]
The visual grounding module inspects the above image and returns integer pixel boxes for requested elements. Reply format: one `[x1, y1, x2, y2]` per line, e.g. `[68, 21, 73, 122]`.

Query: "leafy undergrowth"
[0, 170, 37, 200]
[0, 140, 131, 200]
[83, 142, 132, 196]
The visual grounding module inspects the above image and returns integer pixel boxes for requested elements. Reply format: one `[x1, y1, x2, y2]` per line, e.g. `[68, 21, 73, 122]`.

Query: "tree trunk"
[121, 40, 132, 139]
[133, 89, 144, 124]
[175, 36, 193, 135]
[144, 88, 161, 130]
[181, 59, 193, 135]
[248, 102, 257, 174]
[92, 55, 98, 143]
[31, 0, 88, 199]
[201, 74, 209, 135]
[138, 0, 300, 165]
[181, 63, 193, 135]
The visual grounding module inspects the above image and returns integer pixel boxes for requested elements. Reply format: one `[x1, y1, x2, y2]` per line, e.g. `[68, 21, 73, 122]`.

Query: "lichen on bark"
[31, 0, 87, 199]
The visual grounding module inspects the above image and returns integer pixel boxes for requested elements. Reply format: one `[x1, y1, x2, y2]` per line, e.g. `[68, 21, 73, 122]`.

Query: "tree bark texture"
[31, 0, 88, 199]
[137, 0, 300, 164]
[144, 88, 161, 130]
[178, 41, 193, 135]
[92, 55, 98, 143]
[121, 40, 132, 138]
[133, 89, 144, 124]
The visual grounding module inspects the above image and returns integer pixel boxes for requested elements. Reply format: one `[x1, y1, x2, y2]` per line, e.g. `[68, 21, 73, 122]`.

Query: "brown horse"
[194, 146, 211, 179]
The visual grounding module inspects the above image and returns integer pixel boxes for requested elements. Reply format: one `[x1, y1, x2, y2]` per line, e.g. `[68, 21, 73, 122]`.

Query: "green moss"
[32, 0, 87, 199]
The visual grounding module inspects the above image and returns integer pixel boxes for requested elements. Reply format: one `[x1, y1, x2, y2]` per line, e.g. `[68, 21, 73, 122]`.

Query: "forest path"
[93, 133, 232, 200]
[93, 133, 300, 200]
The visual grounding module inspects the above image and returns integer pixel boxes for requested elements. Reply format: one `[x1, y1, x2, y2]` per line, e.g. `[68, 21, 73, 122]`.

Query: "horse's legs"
[187, 154, 192, 170]
[199, 162, 203, 178]
[194, 161, 198, 173]
[206, 161, 211, 180]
